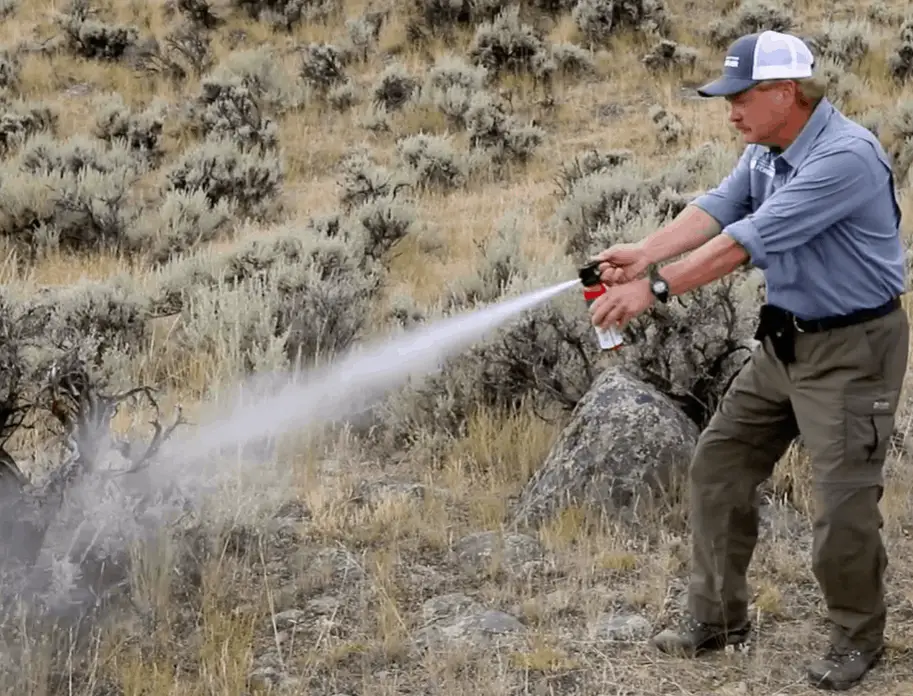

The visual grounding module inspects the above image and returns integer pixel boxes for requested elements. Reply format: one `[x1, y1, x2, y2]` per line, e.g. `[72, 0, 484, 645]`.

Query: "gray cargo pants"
[687, 303, 909, 652]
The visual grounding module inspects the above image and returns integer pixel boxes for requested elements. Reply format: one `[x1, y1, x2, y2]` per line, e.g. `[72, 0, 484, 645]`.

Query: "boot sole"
[650, 630, 751, 658]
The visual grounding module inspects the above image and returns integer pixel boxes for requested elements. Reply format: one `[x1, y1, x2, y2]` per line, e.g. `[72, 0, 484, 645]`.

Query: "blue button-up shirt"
[691, 98, 906, 320]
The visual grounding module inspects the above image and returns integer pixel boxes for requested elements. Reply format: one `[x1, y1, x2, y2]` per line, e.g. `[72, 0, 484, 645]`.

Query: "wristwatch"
[648, 265, 670, 303]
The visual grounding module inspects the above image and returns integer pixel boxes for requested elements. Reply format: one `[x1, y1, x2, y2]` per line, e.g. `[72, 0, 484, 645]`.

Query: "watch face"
[652, 280, 666, 293]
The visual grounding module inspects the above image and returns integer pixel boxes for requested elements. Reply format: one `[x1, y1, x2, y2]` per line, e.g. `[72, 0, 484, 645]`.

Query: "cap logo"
[724, 56, 739, 67]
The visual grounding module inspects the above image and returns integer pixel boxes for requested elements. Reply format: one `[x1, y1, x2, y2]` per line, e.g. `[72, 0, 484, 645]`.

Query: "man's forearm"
[640, 205, 723, 265]
[659, 232, 749, 297]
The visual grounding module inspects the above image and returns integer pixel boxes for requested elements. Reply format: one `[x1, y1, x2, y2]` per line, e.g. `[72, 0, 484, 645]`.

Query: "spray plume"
[0, 277, 582, 618]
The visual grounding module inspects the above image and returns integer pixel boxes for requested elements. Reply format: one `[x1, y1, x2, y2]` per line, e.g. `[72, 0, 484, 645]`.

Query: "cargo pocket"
[844, 393, 895, 465]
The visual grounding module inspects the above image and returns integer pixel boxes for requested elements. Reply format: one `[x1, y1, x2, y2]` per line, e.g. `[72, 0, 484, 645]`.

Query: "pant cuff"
[687, 589, 748, 627]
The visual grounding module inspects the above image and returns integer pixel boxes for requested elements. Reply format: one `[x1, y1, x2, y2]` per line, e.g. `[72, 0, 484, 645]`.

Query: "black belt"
[754, 297, 901, 364]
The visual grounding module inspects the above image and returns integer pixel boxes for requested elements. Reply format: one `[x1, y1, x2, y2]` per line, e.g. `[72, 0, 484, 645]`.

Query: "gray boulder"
[512, 366, 701, 526]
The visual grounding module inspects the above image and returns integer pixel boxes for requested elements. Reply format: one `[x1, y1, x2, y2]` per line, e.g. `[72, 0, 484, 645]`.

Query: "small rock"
[590, 613, 652, 642]
[274, 609, 307, 630]
[459, 609, 524, 635]
[253, 650, 282, 669]
[307, 595, 341, 615]
[278, 676, 304, 693]
[453, 531, 544, 577]
[248, 665, 282, 690]
[414, 595, 525, 651]
[417, 609, 525, 649]
[422, 593, 484, 624]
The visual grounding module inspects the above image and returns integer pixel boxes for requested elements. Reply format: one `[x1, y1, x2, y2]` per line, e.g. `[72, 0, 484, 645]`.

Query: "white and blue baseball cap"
[697, 30, 815, 98]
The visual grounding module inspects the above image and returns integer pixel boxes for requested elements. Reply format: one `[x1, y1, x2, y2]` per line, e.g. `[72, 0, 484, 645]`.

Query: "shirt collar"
[773, 98, 834, 169]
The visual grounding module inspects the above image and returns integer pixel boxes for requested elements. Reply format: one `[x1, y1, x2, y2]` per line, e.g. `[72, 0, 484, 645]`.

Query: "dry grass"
[2, 0, 913, 694]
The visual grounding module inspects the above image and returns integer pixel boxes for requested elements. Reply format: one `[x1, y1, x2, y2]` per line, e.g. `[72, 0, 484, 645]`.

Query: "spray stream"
[165, 277, 580, 467]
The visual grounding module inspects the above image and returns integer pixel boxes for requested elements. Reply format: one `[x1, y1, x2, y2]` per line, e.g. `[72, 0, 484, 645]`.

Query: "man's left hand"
[590, 278, 655, 330]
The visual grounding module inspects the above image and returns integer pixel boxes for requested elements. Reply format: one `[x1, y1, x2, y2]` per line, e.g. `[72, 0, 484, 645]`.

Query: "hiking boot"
[649, 615, 751, 657]
[806, 644, 884, 691]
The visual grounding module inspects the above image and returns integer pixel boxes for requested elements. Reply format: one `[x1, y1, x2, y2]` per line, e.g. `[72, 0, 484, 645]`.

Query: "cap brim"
[696, 76, 760, 97]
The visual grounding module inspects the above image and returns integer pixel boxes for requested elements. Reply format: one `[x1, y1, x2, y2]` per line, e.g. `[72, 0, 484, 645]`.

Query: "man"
[588, 30, 909, 691]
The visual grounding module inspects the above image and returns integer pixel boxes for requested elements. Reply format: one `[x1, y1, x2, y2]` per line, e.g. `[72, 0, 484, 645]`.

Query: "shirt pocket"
[748, 170, 772, 213]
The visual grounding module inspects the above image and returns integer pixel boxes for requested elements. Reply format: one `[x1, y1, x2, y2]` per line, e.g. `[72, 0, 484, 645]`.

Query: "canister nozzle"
[578, 261, 602, 287]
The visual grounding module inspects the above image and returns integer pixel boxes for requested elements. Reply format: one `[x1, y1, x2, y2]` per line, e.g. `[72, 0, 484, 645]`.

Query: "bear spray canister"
[578, 261, 624, 351]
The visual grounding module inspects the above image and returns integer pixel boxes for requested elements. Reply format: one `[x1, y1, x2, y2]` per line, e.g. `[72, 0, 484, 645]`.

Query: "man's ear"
[785, 80, 800, 103]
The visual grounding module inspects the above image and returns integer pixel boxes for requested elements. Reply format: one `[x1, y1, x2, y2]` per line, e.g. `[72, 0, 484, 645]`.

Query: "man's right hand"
[593, 242, 651, 285]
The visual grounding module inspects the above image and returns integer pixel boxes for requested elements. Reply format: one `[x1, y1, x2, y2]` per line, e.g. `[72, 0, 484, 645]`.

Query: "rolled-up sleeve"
[690, 146, 753, 229]
[723, 141, 880, 270]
